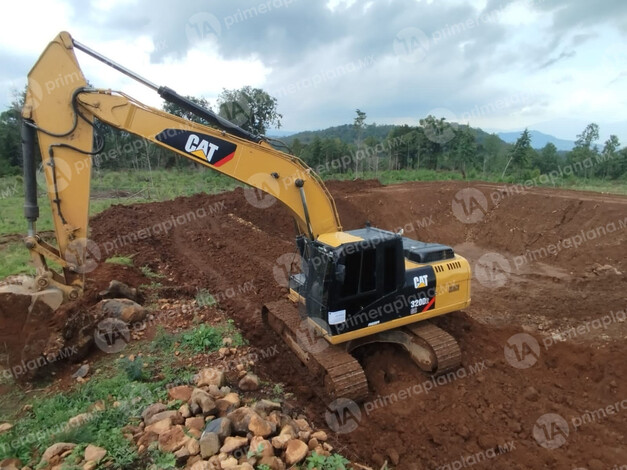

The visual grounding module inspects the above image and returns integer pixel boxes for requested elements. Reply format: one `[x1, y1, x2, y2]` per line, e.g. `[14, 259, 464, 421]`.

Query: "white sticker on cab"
[328, 309, 347, 325]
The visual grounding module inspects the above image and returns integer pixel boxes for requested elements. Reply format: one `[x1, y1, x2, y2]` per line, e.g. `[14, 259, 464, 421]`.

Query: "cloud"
[0, 0, 626, 141]
[538, 50, 576, 70]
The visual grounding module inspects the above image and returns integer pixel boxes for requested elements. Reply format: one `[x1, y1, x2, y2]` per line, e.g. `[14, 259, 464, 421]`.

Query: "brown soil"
[6, 180, 627, 468]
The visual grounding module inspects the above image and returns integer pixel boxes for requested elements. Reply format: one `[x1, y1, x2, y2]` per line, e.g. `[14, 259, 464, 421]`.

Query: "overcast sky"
[1, 0, 625, 142]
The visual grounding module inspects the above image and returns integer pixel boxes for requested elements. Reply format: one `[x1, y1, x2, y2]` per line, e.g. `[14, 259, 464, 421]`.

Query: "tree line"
[0, 88, 625, 182]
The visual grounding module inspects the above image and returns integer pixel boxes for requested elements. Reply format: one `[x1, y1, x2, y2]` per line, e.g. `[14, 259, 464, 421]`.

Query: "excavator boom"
[22, 32, 341, 297]
[10, 32, 472, 401]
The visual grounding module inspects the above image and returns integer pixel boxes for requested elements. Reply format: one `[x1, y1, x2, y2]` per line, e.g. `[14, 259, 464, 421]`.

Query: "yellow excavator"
[10, 32, 471, 401]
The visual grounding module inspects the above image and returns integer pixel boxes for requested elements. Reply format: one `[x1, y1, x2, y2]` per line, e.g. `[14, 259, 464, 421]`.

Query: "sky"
[1, 0, 626, 143]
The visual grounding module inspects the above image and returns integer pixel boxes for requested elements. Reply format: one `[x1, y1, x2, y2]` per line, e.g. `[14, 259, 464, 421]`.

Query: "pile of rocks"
[132, 367, 336, 469]
[18, 366, 341, 470]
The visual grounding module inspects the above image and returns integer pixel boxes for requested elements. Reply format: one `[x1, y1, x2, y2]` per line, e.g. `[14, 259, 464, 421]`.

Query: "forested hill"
[281, 124, 397, 145]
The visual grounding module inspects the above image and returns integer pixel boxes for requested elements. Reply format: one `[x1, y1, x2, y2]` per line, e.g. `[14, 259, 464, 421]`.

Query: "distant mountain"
[283, 124, 397, 145]
[497, 130, 575, 151]
[266, 129, 298, 138]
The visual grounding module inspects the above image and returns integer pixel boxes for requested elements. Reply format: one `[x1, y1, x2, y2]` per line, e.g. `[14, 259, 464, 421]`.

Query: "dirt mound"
[6, 179, 627, 468]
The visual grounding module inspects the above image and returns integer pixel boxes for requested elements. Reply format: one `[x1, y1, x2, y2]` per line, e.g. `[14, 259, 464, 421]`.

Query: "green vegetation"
[302, 452, 351, 469]
[0, 361, 153, 467]
[0, 320, 226, 468]
[180, 320, 246, 354]
[140, 266, 164, 279]
[105, 256, 134, 267]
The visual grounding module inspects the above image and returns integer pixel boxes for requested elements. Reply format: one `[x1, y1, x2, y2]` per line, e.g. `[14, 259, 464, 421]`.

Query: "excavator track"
[262, 299, 368, 403]
[405, 321, 462, 375]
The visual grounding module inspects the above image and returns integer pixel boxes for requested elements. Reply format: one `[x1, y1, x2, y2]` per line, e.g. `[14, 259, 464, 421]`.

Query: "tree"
[569, 123, 599, 179]
[533, 142, 560, 174]
[600, 134, 621, 178]
[503, 128, 532, 178]
[353, 109, 367, 175]
[453, 125, 476, 178]
[217, 86, 282, 136]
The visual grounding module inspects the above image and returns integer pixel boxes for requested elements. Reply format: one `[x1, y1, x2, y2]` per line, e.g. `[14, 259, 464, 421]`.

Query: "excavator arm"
[13, 31, 472, 400]
[22, 31, 341, 299]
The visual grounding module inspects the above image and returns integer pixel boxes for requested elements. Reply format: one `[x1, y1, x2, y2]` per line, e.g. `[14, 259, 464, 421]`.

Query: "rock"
[216, 393, 241, 414]
[190, 388, 217, 416]
[96, 298, 147, 324]
[41, 443, 76, 462]
[253, 399, 281, 416]
[523, 386, 540, 402]
[179, 403, 191, 418]
[455, 424, 470, 439]
[310, 430, 327, 442]
[0, 458, 21, 470]
[186, 437, 200, 456]
[308, 438, 319, 450]
[88, 400, 106, 413]
[387, 448, 400, 466]
[67, 413, 90, 428]
[258, 456, 285, 470]
[220, 436, 248, 453]
[141, 403, 168, 422]
[186, 417, 205, 431]
[284, 439, 308, 465]
[238, 373, 260, 391]
[84, 444, 107, 463]
[293, 418, 311, 433]
[0, 423, 13, 434]
[173, 446, 190, 464]
[190, 460, 212, 470]
[249, 436, 274, 458]
[83, 461, 97, 470]
[137, 431, 159, 449]
[199, 432, 221, 458]
[146, 410, 183, 426]
[248, 414, 275, 437]
[227, 407, 258, 435]
[477, 434, 497, 450]
[196, 368, 226, 388]
[145, 417, 173, 435]
[203, 417, 232, 441]
[271, 434, 291, 450]
[72, 364, 89, 379]
[279, 424, 297, 439]
[220, 456, 239, 468]
[99, 280, 140, 302]
[168, 385, 193, 402]
[158, 425, 189, 453]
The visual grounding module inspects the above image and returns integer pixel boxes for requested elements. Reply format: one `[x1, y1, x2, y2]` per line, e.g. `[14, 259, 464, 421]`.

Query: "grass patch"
[195, 288, 217, 308]
[0, 241, 34, 278]
[180, 320, 245, 354]
[140, 266, 164, 279]
[0, 326, 203, 468]
[105, 256, 134, 267]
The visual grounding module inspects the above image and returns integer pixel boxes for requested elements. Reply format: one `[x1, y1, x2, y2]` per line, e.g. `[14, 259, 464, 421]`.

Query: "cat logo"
[155, 129, 237, 167]
[185, 134, 220, 163]
[413, 274, 428, 289]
